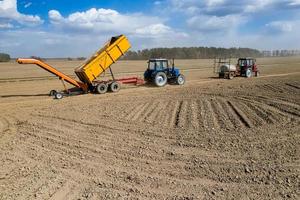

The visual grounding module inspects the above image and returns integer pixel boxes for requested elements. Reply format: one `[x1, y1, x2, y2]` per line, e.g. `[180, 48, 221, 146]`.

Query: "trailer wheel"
[176, 74, 185, 85]
[228, 72, 234, 80]
[54, 92, 63, 99]
[49, 90, 57, 96]
[96, 83, 108, 94]
[245, 69, 252, 78]
[154, 72, 167, 87]
[110, 81, 121, 92]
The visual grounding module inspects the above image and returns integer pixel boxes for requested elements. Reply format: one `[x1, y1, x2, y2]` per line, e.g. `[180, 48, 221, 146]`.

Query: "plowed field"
[0, 57, 299, 199]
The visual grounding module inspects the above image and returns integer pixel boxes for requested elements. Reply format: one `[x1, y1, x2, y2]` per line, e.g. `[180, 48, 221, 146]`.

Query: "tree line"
[122, 47, 263, 60]
[0, 53, 11, 62]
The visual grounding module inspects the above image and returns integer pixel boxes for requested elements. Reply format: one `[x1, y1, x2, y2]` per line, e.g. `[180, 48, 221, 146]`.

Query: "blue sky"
[0, 0, 300, 57]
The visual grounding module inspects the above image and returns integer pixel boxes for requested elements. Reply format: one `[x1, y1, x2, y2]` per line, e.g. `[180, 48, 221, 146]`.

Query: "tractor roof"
[238, 57, 255, 60]
[148, 58, 168, 62]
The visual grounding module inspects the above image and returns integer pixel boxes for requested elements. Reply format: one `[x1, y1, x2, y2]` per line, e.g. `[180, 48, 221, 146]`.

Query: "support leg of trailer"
[60, 78, 70, 94]
[109, 67, 115, 81]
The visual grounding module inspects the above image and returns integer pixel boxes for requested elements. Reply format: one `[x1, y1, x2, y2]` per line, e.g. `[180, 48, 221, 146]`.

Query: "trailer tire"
[110, 81, 121, 93]
[49, 90, 57, 96]
[228, 72, 234, 80]
[96, 83, 108, 94]
[245, 69, 252, 78]
[176, 74, 185, 85]
[54, 92, 63, 99]
[154, 72, 167, 87]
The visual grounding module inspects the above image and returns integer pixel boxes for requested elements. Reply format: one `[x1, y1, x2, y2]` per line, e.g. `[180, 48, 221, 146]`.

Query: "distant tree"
[0, 53, 11, 62]
[30, 56, 46, 61]
[122, 47, 263, 60]
[67, 57, 73, 61]
[77, 57, 86, 61]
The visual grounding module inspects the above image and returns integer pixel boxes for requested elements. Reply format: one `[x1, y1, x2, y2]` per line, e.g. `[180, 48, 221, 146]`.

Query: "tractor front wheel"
[255, 71, 260, 77]
[176, 74, 185, 85]
[245, 69, 252, 78]
[96, 83, 108, 94]
[154, 72, 167, 87]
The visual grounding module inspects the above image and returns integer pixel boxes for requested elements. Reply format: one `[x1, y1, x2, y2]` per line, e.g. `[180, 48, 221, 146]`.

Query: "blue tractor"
[144, 59, 185, 87]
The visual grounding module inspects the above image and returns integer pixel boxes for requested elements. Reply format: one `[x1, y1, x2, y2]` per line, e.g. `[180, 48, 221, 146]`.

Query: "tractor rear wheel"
[245, 69, 252, 78]
[154, 72, 167, 87]
[96, 83, 108, 94]
[110, 81, 121, 92]
[176, 74, 185, 85]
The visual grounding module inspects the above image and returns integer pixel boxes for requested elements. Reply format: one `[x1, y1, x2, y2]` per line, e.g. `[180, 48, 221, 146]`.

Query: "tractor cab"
[237, 58, 259, 77]
[144, 58, 185, 87]
[147, 59, 170, 71]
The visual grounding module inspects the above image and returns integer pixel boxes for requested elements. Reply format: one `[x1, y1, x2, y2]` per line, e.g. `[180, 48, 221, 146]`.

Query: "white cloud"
[48, 8, 182, 38]
[266, 20, 295, 32]
[136, 24, 171, 36]
[288, 0, 300, 6]
[0, 22, 13, 28]
[24, 2, 32, 8]
[154, 1, 162, 6]
[0, 0, 43, 26]
[187, 14, 244, 32]
[205, 0, 225, 7]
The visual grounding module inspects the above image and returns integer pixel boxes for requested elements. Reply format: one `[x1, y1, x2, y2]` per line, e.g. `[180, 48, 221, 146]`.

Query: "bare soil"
[0, 57, 299, 199]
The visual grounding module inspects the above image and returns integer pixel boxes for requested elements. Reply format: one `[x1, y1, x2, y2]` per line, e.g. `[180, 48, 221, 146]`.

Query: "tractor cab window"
[156, 61, 163, 70]
[156, 61, 168, 70]
[162, 61, 168, 69]
[148, 61, 155, 70]
[239, 59, 247, 66]
[148, 60, 168, 70]
[248, 59, 253, 66]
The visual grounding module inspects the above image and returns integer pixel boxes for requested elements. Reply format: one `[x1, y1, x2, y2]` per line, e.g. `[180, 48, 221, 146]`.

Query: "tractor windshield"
[239, 59, 254, 66]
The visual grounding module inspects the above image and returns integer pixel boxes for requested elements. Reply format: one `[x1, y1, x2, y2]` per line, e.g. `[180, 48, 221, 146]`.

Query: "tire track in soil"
[226, 101, 252, 128]
[138, 100, 158, 122]
[204, 98, 221, 130]
[147, 101, 169, 124]
[19, 132, 207, 199]
[168, 100, 180, 128]
[251, 96, 300, 119]
[32, 113, 176, 147]
[0, 117, 10, 135]
[20, 128, 189, 180]
[285, 83, 300, 90]
[218, 98, 245, 129]
[235, 96, 281, 124]
[19, 115, 196, 173]
[131, 102, 150, 121]
[175, 100, 188, 128]
[190, 100, 200, 129]
[21, 121, 166, 164]
[235, 95, 300, 126]
[210, 98, 235, 131]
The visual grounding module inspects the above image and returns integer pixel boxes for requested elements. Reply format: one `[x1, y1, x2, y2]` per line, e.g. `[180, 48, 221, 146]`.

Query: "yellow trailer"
[17, 35, 139, 99]
[75, 35, 131, 84]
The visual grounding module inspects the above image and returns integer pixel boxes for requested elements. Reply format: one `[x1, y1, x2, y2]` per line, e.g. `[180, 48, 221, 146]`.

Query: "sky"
[0, 0, 300, 57]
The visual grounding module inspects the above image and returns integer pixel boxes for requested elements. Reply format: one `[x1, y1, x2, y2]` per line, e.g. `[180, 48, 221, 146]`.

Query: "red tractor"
[216, 57, 260, 79]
